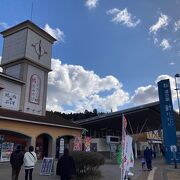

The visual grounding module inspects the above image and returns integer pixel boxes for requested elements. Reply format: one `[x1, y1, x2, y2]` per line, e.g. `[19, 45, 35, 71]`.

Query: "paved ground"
[0, 157, 180, 180]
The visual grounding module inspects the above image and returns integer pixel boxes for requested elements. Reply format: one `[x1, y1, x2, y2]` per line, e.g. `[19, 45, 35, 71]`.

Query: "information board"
[40, 157, 54, 176]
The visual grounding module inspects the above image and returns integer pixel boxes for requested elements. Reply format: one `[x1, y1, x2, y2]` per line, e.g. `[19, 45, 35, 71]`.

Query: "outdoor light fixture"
[175, 74, 180, 114]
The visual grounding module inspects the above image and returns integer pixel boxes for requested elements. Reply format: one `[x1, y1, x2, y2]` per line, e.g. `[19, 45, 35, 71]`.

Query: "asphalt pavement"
[0, 157, 180, 180]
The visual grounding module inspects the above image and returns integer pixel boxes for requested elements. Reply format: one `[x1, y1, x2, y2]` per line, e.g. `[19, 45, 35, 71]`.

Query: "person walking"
[56, 148, 76, 180]
[10, 145, 24, 180]
[144, 147, 153, 171]
[23, 146, 37, 180]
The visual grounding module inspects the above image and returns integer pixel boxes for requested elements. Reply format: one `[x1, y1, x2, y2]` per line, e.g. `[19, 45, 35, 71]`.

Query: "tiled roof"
[0, 108, 82, 130]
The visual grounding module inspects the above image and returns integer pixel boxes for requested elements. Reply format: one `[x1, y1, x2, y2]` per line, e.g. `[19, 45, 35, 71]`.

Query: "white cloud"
[44, 24, 65, 42]
[153, 37, 158, 44]
[46, 58, 129, 112]
[170, 62, 175, 66]
[0, 56, 2, 72]
[47, 61, 179, 113]
[131, 75, 178, 106]
[0, 22, 9, 29]
[85, 0, 99, 9]
[174, 20, 180, 31]
[107, 8, 140, 28]
[131, 85, 158, 105]
[149, 13, 169, 34]
[155, 74, 178, 101]
[160, 38, 171, 50]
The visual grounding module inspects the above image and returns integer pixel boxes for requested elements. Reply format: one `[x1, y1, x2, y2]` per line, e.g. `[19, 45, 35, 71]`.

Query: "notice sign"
[40, 157, 54, 176]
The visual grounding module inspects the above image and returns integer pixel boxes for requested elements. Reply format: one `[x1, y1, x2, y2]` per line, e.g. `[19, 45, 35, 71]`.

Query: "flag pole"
[121, 113, 125, 180]
[121, 114, 123, 180]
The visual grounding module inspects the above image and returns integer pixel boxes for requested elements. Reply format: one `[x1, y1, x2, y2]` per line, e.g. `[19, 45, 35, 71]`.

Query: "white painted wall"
[2, 29, 27, 64]
[91, 138, 110, 152]
[0, 78, 21, 110]
[5, 64, 21, 79]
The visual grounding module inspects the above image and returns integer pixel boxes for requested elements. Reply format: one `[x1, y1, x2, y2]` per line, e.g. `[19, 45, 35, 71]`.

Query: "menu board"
[40, 157, 54, 176]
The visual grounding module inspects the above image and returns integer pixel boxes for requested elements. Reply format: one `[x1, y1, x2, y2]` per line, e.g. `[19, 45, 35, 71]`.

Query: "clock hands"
[32, 40, 47, 59]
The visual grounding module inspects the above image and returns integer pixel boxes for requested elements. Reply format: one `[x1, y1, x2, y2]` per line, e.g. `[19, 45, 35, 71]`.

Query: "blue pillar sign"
[158, 79, 179, 163]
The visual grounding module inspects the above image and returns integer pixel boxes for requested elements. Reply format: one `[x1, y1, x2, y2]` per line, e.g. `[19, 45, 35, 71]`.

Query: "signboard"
[147, 131, 162, 141]
[29, 74, 41, 104]
[40, 157, 54, 176]
[0, 142, 14, 162]
[158, 79, 179, 163]
[73, 137, 82, 151]
[59, 138, 64, 154]
[2, 91, 19, 109]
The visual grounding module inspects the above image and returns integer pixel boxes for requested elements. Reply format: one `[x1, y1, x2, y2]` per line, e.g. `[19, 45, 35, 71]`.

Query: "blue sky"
[0, 0, 180, 113]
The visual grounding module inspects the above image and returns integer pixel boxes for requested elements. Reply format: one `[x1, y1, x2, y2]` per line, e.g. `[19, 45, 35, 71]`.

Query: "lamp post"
[175, 74, 180, 114]
[174, 74, 180, 169]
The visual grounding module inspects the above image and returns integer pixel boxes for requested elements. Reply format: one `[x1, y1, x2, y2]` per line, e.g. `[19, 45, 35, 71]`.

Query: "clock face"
[32, 40, 47, 59]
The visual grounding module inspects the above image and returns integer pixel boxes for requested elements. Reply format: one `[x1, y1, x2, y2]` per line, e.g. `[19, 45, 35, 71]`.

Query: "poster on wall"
[59, 138, 64, 154]
[0, 142, 14, 162]
[73, 137, 82, 151]
[84, 137, 91, 152]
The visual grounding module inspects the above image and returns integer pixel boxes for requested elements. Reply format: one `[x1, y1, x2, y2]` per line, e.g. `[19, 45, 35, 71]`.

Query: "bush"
[70, 151, 105, 177]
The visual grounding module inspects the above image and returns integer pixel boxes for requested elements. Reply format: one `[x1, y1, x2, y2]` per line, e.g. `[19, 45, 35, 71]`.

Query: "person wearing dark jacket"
[10, 145, 24, 180]
[56, 148, 76, 180]
[144, 147, 153, 171]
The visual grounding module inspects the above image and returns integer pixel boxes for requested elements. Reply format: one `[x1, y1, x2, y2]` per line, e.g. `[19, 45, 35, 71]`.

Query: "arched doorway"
[36, 133, 52, 159]
[56, 135, 74, 158]
[0, 130, 31, 151]
[0, 130, 31, 161]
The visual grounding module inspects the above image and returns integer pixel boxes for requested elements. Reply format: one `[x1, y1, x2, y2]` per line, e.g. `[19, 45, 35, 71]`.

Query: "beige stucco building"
[0, 20, 82, 160]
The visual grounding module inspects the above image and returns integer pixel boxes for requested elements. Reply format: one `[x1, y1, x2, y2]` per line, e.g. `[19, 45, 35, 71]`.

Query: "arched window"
[29, 74, 41, 104]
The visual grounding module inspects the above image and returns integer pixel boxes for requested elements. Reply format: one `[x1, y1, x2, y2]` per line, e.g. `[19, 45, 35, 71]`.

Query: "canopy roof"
[76, 102, 180, 134]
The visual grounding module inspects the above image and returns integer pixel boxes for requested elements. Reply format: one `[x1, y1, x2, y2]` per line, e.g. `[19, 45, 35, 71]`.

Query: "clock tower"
[0, 20, 56, 115]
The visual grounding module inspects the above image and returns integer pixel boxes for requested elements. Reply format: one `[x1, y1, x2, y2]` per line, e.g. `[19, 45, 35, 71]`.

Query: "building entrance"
[36, 133, 52, 159]
[56, 135, 74, 158]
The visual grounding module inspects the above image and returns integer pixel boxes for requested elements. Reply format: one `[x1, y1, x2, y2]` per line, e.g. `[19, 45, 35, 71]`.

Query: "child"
[141, 158, 145, 170]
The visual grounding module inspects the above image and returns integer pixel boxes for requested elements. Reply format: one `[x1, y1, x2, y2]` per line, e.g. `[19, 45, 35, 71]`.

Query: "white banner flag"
[121, 115, 127, 179]
[122, 135, 134, 179]
[126, 135, 134, 171]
